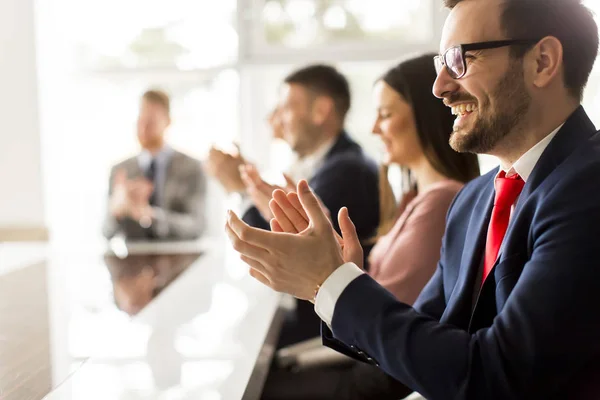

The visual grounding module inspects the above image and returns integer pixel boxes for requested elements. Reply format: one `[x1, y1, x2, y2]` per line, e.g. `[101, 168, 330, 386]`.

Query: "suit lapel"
[443, 173, 495, 324]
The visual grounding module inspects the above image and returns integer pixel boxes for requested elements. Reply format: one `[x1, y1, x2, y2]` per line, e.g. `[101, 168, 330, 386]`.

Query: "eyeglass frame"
[434, 39, 541, 79]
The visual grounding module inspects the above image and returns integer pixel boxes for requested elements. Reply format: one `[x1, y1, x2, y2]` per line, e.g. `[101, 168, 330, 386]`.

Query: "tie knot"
[494, 172, 524, 209]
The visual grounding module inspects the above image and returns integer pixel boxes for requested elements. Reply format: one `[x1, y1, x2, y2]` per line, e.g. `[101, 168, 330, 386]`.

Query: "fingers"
[272, 190, 308, 233]
[269, 198, 301, 233]
[240, 165, 274, 196]
[283, 173, 296, 191]
[286, 192, 310, 221]
[226, 210, 277, 249]
[338, 207, 364, 269]
[249, 266, 272, 288]
[240, 255, 269, 277]
[270, 218, 284, 232]
[338, 207, 358, 243]
[225, 222, 271, 261]
[296, 180, 330, 230]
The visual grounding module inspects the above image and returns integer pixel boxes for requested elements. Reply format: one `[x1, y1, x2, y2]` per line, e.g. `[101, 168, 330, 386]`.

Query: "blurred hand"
[110, 170, 131, 218]
[109, 170, 153, 220]
[126, 178, 153, 204]
[269, 189, 363, 269]
[240, 164, 296, 221]
[205, 145, 246, 193]
[225, 180, 359, 301]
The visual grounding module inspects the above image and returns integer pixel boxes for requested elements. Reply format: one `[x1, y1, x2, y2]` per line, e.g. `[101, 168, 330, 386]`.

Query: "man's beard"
[450, 60, 531, 154]
[293, 120, 323, 156]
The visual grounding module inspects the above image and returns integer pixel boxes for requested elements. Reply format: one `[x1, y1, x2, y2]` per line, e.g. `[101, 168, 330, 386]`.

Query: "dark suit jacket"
[324, 107, 600, 399]
[245, 132, 380, 347]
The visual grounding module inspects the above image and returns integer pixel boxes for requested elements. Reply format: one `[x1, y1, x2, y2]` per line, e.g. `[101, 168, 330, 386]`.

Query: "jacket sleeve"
[151, 161, 207, 240]
[325, 170, 600, 400]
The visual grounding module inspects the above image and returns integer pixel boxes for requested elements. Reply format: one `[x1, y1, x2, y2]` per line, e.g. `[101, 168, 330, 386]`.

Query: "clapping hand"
[205, 145, 246, 193]
[225, 180, 364, 300]
[239, 164, 295, 221]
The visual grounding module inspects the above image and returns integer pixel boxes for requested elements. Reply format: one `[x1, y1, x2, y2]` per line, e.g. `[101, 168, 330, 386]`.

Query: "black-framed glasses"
[434, 39, 540, 79]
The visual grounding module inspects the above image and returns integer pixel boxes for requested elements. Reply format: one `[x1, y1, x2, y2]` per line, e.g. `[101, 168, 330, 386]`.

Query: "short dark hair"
[284, 64, 351, 121]
[444, 0, 599, 100]
[142, 89, 171, 115]
[381, 54, 480, 185]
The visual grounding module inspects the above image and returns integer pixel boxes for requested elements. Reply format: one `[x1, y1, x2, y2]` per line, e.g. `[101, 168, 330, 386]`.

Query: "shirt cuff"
[314, 262, 364, 328]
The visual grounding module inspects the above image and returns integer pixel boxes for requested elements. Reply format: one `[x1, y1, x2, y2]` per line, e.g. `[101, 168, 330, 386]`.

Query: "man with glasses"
[226, 0, 600, 398]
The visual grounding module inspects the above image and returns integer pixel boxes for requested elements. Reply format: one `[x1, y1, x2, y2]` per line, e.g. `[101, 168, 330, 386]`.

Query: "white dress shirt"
[315, 124, 564, 327]
[286, 137, 336, 183]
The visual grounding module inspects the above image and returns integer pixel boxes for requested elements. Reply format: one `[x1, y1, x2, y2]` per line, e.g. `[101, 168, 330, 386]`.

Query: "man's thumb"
[338, 207, 363, 268]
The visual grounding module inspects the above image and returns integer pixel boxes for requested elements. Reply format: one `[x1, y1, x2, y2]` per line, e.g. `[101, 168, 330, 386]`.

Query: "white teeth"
[451, 103, 477, 116]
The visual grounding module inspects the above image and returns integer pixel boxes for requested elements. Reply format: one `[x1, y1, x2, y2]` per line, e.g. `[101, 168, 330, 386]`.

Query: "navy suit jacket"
[324, 107, 600, 399]
[244, 132, 380, 347]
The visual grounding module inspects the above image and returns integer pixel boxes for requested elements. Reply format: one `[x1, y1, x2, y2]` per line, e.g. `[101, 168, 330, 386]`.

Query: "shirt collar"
[500, 123, 564, 182]
[138, 145, 173, 170]
[287, 137, 336, 182]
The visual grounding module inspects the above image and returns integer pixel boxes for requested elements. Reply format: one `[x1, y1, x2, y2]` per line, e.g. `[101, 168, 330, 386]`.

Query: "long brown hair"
[375, 54, 480, 237]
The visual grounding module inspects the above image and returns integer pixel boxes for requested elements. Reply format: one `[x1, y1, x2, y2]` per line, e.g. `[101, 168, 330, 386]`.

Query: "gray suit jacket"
[103, 150, 206, 240]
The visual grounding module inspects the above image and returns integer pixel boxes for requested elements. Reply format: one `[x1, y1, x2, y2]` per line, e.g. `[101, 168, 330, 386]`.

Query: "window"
[36, 0, 450, 242]
[36, 0, 240, 241]
[258, 0, 433, 49]
[64, 0, 237, 71]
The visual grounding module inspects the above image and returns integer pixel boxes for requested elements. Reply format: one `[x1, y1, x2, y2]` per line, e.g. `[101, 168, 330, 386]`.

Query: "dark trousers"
[261, 360, 413, 400]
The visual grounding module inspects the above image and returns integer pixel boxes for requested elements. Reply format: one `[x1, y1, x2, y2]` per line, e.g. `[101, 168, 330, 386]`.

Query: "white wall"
[0, 0, 45, 228]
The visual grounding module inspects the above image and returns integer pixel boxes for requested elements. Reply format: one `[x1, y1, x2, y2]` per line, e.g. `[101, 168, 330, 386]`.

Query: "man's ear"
[528, 36, 564, 90]
[311, 96, 334, 125]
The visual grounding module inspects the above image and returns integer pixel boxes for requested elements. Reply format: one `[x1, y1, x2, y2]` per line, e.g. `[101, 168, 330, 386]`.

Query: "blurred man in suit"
[249, 66, 381, 347]
[210, 66, 380, 347]
[240, 65, 379, 241]
[103, 90, 206, 240]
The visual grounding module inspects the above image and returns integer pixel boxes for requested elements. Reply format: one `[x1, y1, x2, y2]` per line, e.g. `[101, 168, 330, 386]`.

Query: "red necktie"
[482, 172, 525, 286]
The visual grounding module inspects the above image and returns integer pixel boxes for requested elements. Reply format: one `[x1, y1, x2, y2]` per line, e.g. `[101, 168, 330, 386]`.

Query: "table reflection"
[44, 244, 285, 399]
[104, 253, 201, 316]
[0, 242, 203, 400]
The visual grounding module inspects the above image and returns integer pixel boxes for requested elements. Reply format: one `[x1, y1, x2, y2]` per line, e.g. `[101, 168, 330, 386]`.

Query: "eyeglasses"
[433, 39, 540, 79]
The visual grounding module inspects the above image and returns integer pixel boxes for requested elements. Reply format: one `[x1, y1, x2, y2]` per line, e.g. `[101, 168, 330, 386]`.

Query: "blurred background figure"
[226, 64, 381, 349]
[262, 54, 480, 400]
[239, 65, 379, 243]
[205, 107, 283, 196]
[103, 90, 207, 241]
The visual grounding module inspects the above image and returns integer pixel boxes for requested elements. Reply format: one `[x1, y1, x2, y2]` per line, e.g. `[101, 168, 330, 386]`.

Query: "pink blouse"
[368, 180, 464, 306]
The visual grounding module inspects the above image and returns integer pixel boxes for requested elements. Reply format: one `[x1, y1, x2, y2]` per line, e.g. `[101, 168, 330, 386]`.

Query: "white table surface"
[6, 237, 286, 400]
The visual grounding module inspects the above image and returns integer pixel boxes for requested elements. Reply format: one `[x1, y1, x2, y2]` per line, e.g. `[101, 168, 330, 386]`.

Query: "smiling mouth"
[450, 103, 478, 117]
